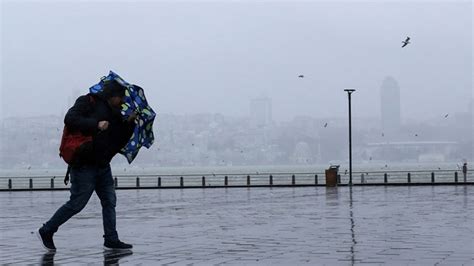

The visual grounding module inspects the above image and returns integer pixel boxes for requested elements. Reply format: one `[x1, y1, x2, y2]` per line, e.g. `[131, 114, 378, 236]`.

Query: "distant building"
[250, 97, 272, 128]
[290, 141, 313, 164]
[468, 99, 473, 134]
[380, 76, 401, 138]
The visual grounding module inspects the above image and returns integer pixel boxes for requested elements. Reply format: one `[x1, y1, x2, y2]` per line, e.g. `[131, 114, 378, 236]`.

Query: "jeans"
[42, 164, 118, 241]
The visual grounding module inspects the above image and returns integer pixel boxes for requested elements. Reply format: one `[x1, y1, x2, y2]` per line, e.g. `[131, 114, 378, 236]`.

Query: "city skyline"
[1, 85, 472, 124]
[1, 106, 472, 170]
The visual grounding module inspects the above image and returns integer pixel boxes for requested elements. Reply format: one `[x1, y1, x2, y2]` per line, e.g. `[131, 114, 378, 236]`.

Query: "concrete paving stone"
[1, 185, 473, 264]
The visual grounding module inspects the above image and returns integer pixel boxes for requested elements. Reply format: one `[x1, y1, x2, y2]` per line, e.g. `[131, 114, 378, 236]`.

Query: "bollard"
[315, 174, 318, 185]
[431, 172, 435, 183]
[224, 176, 228, 186]
[361, 173, 365, 184]
[384, 173, 388, 184]
[269, 175, 273, 186]
[136, 177, 140, 188]
[114, 177, 118, 188]
[51, 178, 55, 189]
[202, 176, 206, 187]
[8, 179, 12, 189]
[180, 177, 184, 187]
[292, 174, 295, 185]
[407, 172, 411, 183]
[29, 178, 33, 189]
[158, 177, 161, 187]
[247, 175, 250, 186]
[454, 172, 458, 183]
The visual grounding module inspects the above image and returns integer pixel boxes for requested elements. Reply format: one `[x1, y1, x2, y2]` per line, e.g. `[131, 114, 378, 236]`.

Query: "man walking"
[37, 80, 136, 251]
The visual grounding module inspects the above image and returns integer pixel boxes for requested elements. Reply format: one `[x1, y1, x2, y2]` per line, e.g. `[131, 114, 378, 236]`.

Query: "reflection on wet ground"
[1, 185, 473, 264]
[40, 251, 55, 266]
[38, 250, 133, 265]
[103, 250, 133, 265]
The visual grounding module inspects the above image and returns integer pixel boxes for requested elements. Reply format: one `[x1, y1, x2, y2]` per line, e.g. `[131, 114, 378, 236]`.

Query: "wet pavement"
[0, 185, 473, 265]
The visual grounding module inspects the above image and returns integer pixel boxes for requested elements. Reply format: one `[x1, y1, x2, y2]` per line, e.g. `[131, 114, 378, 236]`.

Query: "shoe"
[36, 228, 56, 251]
[104, 240, 133, 250]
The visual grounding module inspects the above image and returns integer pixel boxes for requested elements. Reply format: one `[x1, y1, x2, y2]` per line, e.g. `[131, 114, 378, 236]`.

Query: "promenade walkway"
[1, 185, 473, 265]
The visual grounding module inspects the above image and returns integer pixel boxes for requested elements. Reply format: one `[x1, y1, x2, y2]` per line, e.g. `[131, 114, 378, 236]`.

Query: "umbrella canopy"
[90, 71, 156, 163]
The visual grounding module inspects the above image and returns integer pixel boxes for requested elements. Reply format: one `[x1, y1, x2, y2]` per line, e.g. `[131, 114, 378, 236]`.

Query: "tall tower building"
[380, 76, 401, 138]
[471, 98, 474, 160]
[250, 97, 272, 128]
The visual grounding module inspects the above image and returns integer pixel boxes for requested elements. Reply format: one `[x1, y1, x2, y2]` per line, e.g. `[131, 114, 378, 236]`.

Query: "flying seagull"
[298, 74, 304, 78]
[402, 37, 410, 48]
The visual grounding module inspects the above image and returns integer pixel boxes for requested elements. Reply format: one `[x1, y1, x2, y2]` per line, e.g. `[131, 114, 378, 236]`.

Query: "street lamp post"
[344, 89, 356, 185]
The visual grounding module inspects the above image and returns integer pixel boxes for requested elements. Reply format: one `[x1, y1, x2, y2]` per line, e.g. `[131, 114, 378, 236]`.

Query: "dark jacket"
[65, 93, 135, 166]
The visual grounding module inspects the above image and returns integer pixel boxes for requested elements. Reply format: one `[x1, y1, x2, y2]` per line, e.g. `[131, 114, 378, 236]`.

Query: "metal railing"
[0, 170, 471, 191]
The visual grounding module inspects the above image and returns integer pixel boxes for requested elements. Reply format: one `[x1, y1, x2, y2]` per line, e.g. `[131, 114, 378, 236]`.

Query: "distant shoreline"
[0, 162, 466, 178]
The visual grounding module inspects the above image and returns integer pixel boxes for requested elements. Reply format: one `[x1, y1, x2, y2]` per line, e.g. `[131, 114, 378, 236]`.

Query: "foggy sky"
[1, 0, 472, 122]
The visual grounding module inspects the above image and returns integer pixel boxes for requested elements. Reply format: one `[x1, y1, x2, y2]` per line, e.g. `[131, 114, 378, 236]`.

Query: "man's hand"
[127, 112, 138, 123]
[98, 121, 109, 131]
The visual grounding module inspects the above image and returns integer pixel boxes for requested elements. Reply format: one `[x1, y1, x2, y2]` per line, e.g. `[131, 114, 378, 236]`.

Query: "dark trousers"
[42, 164, 118, 241]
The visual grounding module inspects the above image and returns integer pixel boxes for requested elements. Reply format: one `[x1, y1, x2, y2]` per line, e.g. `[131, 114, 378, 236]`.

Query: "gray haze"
[1, 0, 472, 121]
[0, 0, 473, 171]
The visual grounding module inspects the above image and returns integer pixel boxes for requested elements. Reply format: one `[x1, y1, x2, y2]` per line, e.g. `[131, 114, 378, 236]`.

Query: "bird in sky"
[324, 122, 328, 128]
[415, 134, 418, 137]
[298, 74, 304, 78]
[444, 114, 449, 118]
[402, 36, 411, 48]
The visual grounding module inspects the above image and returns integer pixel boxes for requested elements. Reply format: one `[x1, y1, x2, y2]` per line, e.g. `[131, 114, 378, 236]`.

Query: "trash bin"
[325, 165, 339, 187]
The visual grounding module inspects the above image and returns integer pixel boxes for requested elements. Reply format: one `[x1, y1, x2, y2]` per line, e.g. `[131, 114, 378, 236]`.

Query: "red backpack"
[59, 95, 95, 184]
[59, 127, 93, 164]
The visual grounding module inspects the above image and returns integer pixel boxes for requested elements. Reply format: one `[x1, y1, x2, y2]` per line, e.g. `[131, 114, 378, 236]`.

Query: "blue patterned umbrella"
[90, 71, 156, 163]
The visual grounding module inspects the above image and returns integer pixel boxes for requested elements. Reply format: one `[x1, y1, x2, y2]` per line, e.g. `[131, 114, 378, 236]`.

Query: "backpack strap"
[62, 95, 95, 186]
[64, 165, 71, 185]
